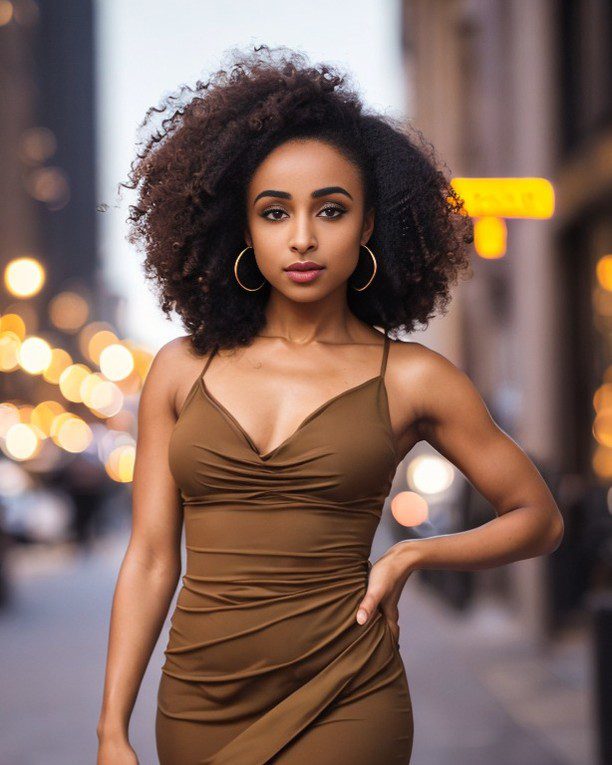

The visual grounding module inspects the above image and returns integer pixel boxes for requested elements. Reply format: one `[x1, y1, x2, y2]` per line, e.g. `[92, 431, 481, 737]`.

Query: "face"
[244, 138, 374, 300]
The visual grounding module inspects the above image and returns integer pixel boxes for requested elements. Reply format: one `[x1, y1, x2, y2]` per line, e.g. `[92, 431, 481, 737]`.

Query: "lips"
[283, 261, 326, 284]
[284, 261, 325, 271]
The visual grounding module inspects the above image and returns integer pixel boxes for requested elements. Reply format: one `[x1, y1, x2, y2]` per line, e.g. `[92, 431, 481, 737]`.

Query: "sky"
[95, 0, 409, 351]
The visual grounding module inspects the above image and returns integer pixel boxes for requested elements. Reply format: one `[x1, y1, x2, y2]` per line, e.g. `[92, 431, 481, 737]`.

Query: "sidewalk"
[394, 575, 593, 765]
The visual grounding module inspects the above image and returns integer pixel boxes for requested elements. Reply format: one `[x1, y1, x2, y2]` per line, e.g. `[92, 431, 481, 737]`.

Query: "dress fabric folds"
[156, 334, 414, 764]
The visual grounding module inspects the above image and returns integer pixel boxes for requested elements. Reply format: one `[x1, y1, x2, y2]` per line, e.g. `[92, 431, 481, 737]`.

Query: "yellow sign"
[451, 178, 555, 219]
[473, 217, 507, 259]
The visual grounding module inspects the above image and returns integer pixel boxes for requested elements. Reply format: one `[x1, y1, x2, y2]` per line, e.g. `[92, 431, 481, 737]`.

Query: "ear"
[243, 229, 253, 248]
[361, 207, 375, 244]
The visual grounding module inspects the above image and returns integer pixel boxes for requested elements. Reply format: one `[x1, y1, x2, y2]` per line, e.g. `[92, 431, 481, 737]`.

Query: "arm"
[97, 340, 185, 752]
[356, 344, 564, 629]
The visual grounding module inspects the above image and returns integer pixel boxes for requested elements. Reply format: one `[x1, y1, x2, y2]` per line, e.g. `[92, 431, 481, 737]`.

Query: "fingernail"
[356, 610, 367, 625]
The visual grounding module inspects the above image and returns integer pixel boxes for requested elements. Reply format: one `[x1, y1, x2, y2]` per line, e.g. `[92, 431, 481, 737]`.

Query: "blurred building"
[401, 0, 611, 647]
[0, 1, 134, 559]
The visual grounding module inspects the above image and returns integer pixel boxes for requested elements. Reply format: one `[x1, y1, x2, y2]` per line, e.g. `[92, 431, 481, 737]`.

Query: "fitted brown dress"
[156, 333, 414, 764]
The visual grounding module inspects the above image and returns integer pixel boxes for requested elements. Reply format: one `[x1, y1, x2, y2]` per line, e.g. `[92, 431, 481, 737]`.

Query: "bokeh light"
[4, 256, 45, 297]
[0, 331, 21, 372]
[42, 347, 73, 384]
[595, 254, 612, 292]
[99, 343, 134, 381]
[105, 443, 136, 483]
[48, 291, 90, 332]
[4, 422, 41, 460]
[17, 336, 52, 374]
[58, 363, 92, 403]
[390, 491, 429, 527]
[407, 454, 455, 495]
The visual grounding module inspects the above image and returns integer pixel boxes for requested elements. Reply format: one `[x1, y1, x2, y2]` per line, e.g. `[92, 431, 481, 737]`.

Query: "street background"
[0, 1, 609, 763]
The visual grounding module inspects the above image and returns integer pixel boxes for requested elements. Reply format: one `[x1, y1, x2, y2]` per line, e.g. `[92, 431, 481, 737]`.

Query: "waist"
[184, 544, 370, 595]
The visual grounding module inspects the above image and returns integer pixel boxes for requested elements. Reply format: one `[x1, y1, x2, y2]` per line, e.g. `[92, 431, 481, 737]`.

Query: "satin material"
[156, 334, 414, 764]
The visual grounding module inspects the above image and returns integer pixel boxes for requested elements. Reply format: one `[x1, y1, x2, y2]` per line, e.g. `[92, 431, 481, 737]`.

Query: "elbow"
[544, 517, 565, 555]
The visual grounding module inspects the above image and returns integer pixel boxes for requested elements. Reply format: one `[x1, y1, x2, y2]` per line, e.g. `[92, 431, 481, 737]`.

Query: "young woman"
[96, 45, 564, 765]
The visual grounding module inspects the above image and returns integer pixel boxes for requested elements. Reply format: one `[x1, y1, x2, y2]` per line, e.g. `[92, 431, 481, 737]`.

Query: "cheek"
[250, 217, 286, 249]
[324, 230, 361, 276]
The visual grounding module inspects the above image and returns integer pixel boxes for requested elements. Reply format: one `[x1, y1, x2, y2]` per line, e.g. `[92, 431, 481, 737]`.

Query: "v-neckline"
[199, 373, 382, 462]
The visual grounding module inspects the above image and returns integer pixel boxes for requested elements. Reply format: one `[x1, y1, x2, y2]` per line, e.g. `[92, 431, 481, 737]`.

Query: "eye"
[318, 204, 346, 219]
[261, 207, 288, 221]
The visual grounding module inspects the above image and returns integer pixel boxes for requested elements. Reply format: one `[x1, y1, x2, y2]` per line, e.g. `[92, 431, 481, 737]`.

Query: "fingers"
[356, 590, 379, 624]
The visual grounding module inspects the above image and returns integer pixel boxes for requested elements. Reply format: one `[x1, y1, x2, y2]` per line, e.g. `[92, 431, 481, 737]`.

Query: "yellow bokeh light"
[55, 415, 93, 453]
[6, 302, 38, 333]
[42, 347, 73, 384]
[4, 257, 45, 298]
[18, 336, 53, 374]
[593, 445, 612, 480]
[17, 405, 34, 423]
[58, 363, 92, 403]
[82, 375, 124, 418]
[5, 422, 40, 460]
[596, 255, 612, 292]
[0, 402, 20, 437]
[99, 343, 134, 382]
[88, 329, 120, 365]
[106, 443, 136, 483]
[473, 216, 507, 259]
[594, 383, 612, 412]
[593, 409, 612, 448]
[50, 411, 75, 441]
[79, 322, 116, 363]
[129, 345, 154, 382]
[0, 331, 21, 372]
[0, 313, 26, 339]
[31, 400, 65, 437]
[390, 491, 429, 527]
[48, 291, 90, 332]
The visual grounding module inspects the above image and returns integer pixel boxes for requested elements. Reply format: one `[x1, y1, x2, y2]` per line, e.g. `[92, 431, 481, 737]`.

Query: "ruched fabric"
[156, 334, 414, 763]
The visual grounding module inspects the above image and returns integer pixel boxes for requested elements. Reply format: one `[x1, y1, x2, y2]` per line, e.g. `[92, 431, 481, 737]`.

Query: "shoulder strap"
[200, 345, 218, 381]
[380, 334, 390, 377]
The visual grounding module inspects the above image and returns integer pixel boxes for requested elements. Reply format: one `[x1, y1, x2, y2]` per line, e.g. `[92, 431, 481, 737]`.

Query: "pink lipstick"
[284, 260, 326, 284]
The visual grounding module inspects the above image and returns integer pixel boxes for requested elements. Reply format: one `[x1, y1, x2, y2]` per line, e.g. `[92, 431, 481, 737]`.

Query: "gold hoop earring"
[350, 244, 378, 291]
[234, 246, 266, 292]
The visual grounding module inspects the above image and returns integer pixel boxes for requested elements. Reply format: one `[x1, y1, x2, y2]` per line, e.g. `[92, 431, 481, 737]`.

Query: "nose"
[288, 212, 317, 255]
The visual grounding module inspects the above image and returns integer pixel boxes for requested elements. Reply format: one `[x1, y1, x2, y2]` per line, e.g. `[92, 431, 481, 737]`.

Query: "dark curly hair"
[119, 44, 473, 354]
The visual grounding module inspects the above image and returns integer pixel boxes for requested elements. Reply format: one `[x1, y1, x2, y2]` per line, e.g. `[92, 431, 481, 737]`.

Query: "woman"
[97, 45, 564, 764]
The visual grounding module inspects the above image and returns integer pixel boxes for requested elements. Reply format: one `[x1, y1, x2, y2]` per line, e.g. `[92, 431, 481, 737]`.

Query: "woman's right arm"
[97, 340, 185, 763]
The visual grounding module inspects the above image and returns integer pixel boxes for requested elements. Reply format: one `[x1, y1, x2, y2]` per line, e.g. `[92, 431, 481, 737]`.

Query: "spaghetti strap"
[380, 334, 390, 378]
[200, 345, 219, 382]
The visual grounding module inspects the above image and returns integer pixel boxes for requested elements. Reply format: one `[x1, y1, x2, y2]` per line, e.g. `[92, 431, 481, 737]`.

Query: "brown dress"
[156, 333, 414, 764]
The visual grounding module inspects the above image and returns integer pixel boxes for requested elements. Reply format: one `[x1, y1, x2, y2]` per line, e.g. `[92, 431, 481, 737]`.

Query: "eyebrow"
[253, 186, 353, 205]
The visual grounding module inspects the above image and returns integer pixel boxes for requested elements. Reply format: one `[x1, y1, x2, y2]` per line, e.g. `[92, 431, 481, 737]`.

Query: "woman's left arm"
[356, 346, 565, 628]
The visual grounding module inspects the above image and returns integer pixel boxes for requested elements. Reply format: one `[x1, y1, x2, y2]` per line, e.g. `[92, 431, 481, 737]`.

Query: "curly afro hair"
[120, 44, 473, 355]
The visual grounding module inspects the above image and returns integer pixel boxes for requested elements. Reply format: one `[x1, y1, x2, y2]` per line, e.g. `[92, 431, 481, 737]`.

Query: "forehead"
[247, 139, 362, 195]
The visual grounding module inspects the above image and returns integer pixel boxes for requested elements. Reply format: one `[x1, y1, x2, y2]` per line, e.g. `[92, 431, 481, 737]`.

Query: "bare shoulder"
[142, 335, 204, 407]
[388, 337, 488, 424]
[388, 338, 462, 379]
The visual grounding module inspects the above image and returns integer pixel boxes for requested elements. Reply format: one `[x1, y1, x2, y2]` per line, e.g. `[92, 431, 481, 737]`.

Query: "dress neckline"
[198, 335, 391, 462]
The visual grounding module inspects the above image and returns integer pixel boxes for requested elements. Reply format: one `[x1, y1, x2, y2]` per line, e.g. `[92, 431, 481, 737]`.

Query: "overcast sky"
[95, 0, 409, 351]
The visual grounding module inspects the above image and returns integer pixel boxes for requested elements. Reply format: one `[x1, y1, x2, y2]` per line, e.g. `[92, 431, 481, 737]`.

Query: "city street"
[0, 527, 592, 765]
[1, 2, 608, 764]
